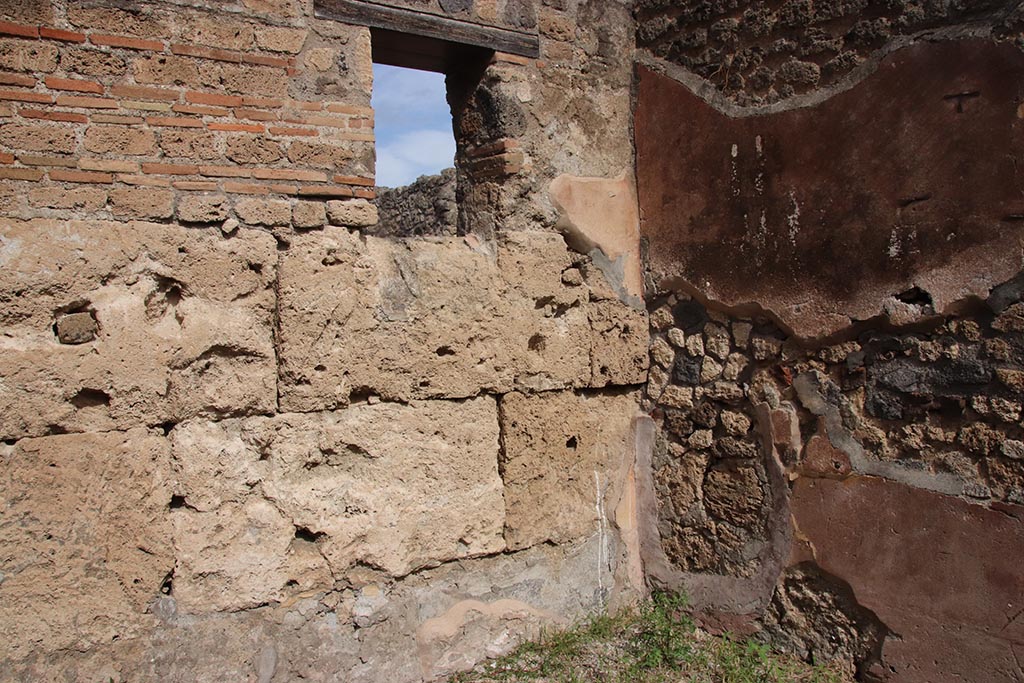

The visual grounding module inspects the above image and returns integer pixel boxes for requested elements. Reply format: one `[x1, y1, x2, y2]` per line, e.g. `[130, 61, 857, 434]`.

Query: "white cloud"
[372, 65, 450, 130]
[375, 129, 455, 188]
[371, 63, 455, 187]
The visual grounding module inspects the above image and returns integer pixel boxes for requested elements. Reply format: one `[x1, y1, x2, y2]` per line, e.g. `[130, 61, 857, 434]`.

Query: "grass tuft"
[449, 591, 848, 683]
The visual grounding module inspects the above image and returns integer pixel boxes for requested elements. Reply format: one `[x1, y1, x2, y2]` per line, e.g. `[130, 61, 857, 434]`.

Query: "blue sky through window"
[372, 63, 456, 188]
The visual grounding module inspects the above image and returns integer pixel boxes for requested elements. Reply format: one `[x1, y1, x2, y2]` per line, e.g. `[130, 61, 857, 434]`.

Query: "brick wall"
[0, 0, 375, 236]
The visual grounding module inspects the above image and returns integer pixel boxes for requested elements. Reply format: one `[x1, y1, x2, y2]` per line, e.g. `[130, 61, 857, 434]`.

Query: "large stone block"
[0, 219, 278, 440]
[277, 228, 648, 411]
[499, 389, 640, 550]
[4, 536, 612, 683]
[0, 428, 172, 662]
[169, 397, 505, 612]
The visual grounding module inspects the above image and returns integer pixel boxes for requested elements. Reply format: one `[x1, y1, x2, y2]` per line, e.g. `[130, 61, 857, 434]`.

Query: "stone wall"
[635, 2, 1024, 681]
[635, 0, 1019, 106]
[0, 0, 647, 680]
[373, 167, 456, 237]
[5, 0, 1022, 680]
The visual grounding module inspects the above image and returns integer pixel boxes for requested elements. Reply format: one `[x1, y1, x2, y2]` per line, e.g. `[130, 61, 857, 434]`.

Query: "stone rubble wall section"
[635, 0, 1020, 107]
[372, 167, 457, 238]
[642, 286, 1024, 678]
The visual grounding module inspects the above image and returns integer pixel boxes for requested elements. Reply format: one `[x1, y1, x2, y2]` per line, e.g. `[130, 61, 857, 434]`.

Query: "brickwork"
[0, 1, 375, 237]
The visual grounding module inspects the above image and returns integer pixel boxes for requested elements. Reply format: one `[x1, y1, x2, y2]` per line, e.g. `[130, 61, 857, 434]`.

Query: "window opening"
[371, 63, 454, 188]
[368, 29, 491, 237]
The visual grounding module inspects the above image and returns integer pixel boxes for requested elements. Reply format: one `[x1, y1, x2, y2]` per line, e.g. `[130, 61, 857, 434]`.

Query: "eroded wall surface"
[635, 2, 1024, 680]
[0, 0, 645, 680]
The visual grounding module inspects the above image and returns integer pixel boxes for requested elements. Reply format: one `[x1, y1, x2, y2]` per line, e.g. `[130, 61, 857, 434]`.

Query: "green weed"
[449, 591, 848, 683]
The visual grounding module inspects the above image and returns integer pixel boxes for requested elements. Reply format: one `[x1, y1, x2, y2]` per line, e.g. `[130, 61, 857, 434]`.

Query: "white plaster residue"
[594, 470, 606, 595]
[888, 229, 901, 259]
[730, 145, 740, 197]
[755, 210, 767, 253]
[0, 236, 22, 269]
[786, 190, 801, 244]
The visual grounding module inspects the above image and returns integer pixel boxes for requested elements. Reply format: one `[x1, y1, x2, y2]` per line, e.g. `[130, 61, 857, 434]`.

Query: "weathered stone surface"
[277, 228, 647, 411]
[0, 428, 172, 662]
[0, 38, 58, 73]
[235, 197, 291, 226]
[226, 134, 283, 164]
[292, 200, 326, 229]
[373, 169, 455, 237]
[54, 310, 97, 344]
[589, 300, 650, 387]
[327, 198, 378, 227]
[4, 537, 610, 683]
[255, 26, 308, 53]
[637, 0, 1013, 107]
[791, 476, 1024, 681]
[177, 194, 229, 223]
[109, 187, 175, 220]
[500, 389, 639, 550]
[0, 218, 277, 439]
[636, 41, 1024, 338]
[84, 125, 157, 156]
[170, 397, 504, 611]
[0, 122, 75, 153]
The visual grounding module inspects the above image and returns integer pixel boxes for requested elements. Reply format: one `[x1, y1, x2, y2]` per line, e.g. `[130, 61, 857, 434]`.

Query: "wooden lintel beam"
[314, 0, 540, 59]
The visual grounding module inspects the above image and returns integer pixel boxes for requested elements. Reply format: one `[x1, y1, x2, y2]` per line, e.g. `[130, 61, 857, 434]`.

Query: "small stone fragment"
[673, 354, 702, 385]
[651, 337, 675, 368]
[292, 201, 326, 229]
[54, 311, 97, 344]
[693, 402, 718, 428]
[660, 385, 694, 410]
[647, 364, 669, 400]
[650, 305, 674, 331]
[666, 327, 686, 347]
[704, 381, 744, 402]
[177, 194, 229, 223]
[996, 368, 1024, 393]
[720, 410, 751, 436]
[1001, 440, 1024, 460]
[685, 333, 704, 357]
[993, 303, 1024, 332]
[990, 397, 1021, 423]
[326, 199, 378, 227]
[561, 268, 583, 286]
[751, 335, 782, 360]
[688, 429, 713, 450]
[221, 218, 239, 235]
[963, 482, 992, 499]
[732, 321, 752, 349]
[722, 352, 748, 381]
[704, 323, 730, 360]
[700, 356, 723, 383]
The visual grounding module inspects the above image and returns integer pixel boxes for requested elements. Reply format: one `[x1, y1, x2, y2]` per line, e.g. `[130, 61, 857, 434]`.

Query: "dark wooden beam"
[314, 0, 539, 59]
[369, 27, 492, 74]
